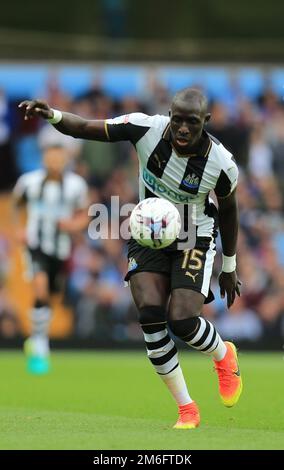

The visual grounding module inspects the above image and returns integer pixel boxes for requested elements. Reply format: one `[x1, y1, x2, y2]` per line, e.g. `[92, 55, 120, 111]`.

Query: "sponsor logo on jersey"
[142, 168, 197, 203]
[182, 173, 200, 189]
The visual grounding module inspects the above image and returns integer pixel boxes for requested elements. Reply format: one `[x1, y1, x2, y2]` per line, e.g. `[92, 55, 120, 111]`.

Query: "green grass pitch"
[0, 350, 283, 449]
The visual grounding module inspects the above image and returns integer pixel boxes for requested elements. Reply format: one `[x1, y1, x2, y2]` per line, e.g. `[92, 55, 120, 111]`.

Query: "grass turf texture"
[0, 351, 283, 450]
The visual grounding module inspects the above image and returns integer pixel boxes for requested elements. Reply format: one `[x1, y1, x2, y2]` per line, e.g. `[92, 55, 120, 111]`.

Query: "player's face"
[170, 99, 209, 153]
[43, 147, 68, 177]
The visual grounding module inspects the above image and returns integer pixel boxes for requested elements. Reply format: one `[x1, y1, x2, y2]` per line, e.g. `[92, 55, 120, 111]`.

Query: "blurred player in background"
[13, 144, 89, 374]
[19, 90, 242, 427]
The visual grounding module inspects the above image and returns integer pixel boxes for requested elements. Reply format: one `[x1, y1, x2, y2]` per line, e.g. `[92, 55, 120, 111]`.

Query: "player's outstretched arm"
[18, 99, 108, 141]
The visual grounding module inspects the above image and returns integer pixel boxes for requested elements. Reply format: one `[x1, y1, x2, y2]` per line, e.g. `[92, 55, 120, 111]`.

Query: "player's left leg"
[25, 250, 65, 374]
[25, 270, 51, 374]
[168, 290, 242, 407]
[168, 239, 242, 407]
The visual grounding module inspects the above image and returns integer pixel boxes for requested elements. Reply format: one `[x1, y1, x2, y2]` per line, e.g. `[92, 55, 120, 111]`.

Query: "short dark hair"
[172, 87, 208, 113]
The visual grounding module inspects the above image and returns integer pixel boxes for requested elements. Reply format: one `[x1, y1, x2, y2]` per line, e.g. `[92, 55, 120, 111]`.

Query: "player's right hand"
[18, 99, 53, 121]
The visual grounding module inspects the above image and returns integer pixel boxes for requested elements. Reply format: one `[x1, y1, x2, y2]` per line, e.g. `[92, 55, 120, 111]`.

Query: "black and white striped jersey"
[14, 169, 88, 259]
[105, 113, 238, 238]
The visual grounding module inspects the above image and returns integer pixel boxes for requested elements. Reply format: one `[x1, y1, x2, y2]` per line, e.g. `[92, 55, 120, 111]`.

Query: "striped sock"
[182, 317, 227, 361]
[142, 322, 193, 405]
[30, 305, 51, 357]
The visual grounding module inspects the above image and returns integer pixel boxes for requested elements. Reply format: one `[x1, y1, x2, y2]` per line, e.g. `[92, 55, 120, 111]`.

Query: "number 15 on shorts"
[181, 249, 204, 282]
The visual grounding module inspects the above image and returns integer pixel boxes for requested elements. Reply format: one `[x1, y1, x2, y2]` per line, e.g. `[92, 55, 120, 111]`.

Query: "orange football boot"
[214, 341, 243, 407]
[173, 401, 200, 429]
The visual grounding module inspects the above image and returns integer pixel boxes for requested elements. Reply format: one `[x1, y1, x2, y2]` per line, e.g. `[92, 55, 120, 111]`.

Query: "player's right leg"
[24, 251, 52, 374]
[129, 271, 200, 429]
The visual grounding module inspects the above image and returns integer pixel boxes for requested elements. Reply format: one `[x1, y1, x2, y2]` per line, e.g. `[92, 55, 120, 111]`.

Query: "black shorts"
[25, 248, 65, 293]
[125, 237, 216, 304]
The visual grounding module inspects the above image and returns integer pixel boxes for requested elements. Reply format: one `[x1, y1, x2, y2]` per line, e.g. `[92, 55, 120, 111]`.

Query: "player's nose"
[178, 126, 190, 136]
[179, 122, 190, 132]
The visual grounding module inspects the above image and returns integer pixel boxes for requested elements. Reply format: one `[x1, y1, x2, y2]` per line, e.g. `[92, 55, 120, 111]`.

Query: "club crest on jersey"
[182, 173, 200, 190]
[128, 257, 138, 272]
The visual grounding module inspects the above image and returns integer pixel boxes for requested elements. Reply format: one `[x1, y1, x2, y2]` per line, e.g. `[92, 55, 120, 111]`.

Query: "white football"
[129, 197, 181, 249]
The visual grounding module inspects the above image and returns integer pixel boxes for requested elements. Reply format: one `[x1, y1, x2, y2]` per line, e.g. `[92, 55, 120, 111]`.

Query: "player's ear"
[204, 113, 211, 124]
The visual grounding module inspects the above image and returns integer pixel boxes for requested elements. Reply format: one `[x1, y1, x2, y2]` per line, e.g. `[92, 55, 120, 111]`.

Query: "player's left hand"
[218, 271, 241, 308]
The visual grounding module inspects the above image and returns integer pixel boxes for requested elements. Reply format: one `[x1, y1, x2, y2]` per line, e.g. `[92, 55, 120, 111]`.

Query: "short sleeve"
[214, 160, 239, 198]
[105, 113, 151, 144]
[13, 174, 28, 201]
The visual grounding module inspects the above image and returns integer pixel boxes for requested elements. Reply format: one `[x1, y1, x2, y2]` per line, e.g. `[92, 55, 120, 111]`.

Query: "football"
[129, 197, 181, 249]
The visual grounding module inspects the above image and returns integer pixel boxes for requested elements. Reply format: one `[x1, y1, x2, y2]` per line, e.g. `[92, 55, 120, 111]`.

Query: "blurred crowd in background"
[0, 66, 284, 346]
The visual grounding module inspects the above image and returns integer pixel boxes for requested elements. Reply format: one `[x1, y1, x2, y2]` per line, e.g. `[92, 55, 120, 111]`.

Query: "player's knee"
[135, 297, 163, 311]
[138, 306, 166, 325]
[168, 303, 200, 321]
[168, 317, 200, 340]
[33, 277, 49, 300]
[130, 273, 169, 310]
[132, 288, 167, 310]
[168, 289, 204, 321]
